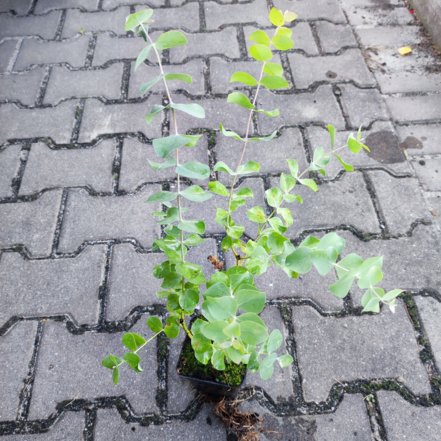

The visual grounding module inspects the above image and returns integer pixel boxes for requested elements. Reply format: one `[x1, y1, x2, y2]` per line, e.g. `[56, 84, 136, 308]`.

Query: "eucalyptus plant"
[102, 7, 402, 384]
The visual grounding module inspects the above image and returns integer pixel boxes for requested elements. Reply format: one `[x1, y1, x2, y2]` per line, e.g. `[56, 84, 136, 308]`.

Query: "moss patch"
[178, 338, 246, 387]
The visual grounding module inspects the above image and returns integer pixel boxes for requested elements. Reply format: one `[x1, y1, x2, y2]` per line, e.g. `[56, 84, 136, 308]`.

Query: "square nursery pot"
[177, 337, 246, 397]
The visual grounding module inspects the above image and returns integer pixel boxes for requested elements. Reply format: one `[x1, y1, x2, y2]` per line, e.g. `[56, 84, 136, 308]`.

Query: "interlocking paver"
[119, 136, 209, 190]
[20, 141, 115, 194]
[0, 145, 21, 198]
[427, 193, 441, 231]
[146, 3, 200, 32]
[0, 245, 106, 327]
[378, 391, 441, 441]
[258, 86, 346, 132]
[58, 187, 162, 252]
[339, 84, 389, 128]
[103, 0, 164, 8]
[0, 189, 62, 257]
[288, 49, 375, 88]
[14, 36, 90, 70]
[368, 170, 432, 233]
[244, 23, 319, 56]
[271, 172, 380, 237]
[415, 296, 441, 370]
[345, 6, 415, 26]
[398, 125, 441, 156]
[315, 22, 357, 53]
[0, 39, 19, 73]
[78, 98, 163, 143]
[356, 25, 422, 47]
[340, 225, 441, 297]
[386, 94, 441, 122]
[34, 0, 99, 13]
[293, 302, 431, 402]
[241, 394, 372, 441]
[0, 321, 37, 421]
[306, 122, 412, 178]
[204, 0, 269, 29]
[94, 405, 227, 440]
[273, 0, 346, 22]
[0, 0, 32, 14]
[62, 7, 131, 38]
[129, 59, 205, 97]
[0, 68, 45, 105]
[169, 28, 241, 62]
[106, 239, 217, 321]
[44, 64, 123, 104]
[216, 127, 307, 181]
[0, 11, 61, 39]
[0, 101, 77, 144]
[93, 34, 146, 66]
[28, 317, 158, 419]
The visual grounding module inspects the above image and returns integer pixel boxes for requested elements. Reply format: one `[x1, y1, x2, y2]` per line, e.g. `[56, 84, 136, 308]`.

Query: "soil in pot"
[177, 337, 247, 396]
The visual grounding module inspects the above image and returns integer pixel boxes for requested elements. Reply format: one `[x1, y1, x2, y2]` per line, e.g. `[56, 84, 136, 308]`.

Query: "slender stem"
[181, 312, 193, 339]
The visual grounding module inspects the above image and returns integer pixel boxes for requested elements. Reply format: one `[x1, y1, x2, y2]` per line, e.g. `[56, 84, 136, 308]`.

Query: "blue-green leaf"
[176, 161, 210, 180]
[171, 102, 205, 118]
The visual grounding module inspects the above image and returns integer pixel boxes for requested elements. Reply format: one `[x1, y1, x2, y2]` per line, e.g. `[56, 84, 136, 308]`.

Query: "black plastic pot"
[176, 338, 246, 397]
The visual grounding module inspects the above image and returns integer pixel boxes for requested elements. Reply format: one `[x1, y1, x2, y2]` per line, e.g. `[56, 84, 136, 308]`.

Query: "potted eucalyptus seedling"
[102, 7, 402, 395]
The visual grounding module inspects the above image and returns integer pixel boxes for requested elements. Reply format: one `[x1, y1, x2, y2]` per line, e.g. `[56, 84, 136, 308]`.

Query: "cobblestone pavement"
[1, 0, 441, 439]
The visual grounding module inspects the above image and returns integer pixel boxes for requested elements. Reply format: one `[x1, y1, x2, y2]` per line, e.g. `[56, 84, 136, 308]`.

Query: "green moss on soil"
[178, 338, 246, 387]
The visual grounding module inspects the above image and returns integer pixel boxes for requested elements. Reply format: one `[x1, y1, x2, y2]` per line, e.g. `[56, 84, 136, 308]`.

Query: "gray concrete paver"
[1, 0, 441, 438]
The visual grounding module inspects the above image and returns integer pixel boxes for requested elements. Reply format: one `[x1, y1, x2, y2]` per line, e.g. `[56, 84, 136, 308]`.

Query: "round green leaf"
[230, 71, 258, 86]
[227, 91, 254, 110]
[121, 332, 147, 351]
[269, 7, 284, 27]
[147, 316, 163, 333]
[155, 30, 187, 51]
[249, 44, 273, 61]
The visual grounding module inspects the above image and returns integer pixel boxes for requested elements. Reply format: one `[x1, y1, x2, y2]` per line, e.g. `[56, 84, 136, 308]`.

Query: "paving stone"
[413, 157, 441, 191]
[398, 125, 441, 156]
[375, 71, 441, 94]
[170, 28, 241, 63]
[243, 307, 294, 401]
[168, 333, 198, 412]
[356, 25, 422, 48]
[288, 49, 375, 89]
[93, 34, 147, 66]
[0, 39, 19, 73]
[315, 22, 357, 53]
[240, 394, 372, 441]
[0, 101, 77, 144]
[346, 6, 415, 26]
[368, 170, 431, 233]
[340, 0, 402, 7]
[62, 7, 131, 38]
[426, 193, 441, 231]
[209, 57, 272, 94]
[306, 122, 412, 179]
[44, 64, 123, 104]
[0, 321, 37, 421]
[293, 302, 430, 402]
[35, 0, 99, 13]
[106, 239, 217, 321]
[271, 171, 380, 238]
[14, 36, 90, 70]
[102, 0, 164, 8]
[0, 245, 106, 327]
[273, 0, 346, 22]
[378, 391, 441, 441]
[0, 0, 32, 14]
[386, 95, 441, 122]
[143, 3, 200, 32]
[58, 186, 162, 252]
[119, 136, 209, 190]
[0, 190, 62, 256]
[94, 404, 227, 440]
[415, 296, 441, 371]
[29, 317, 158, 419]
[339, 225, 441, 298]
[339, 84, 389, 128]
[204, 0, 269, 29]
[177, 96, 247, 134]
[5, 411, 85, 440]
[0, 145, 21, 198]
[244, 23, 319, 56]
[0, 68, 45, 105]
[78, 98, 162, 143]
[20, 141, 115, 194]
[129, 59, 205, 98]
[258, 86, 346, 133]
[216, 127, 307, 183]
[0, 11, 61, 39]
